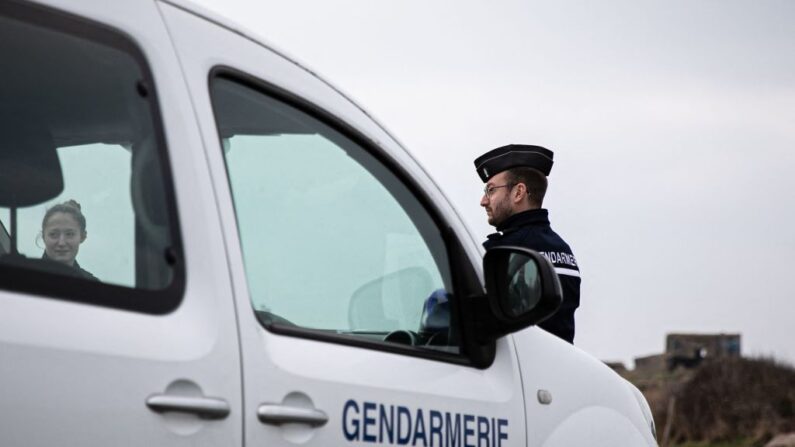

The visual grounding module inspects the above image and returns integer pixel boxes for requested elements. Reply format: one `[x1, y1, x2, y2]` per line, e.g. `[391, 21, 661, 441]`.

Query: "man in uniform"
[474, 144, 580, 344]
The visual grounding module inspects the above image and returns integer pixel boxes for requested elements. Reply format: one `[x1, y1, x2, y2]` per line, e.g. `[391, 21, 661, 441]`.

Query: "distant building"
[634, 354, 667, 373]
[665, 333, 741, 370]
[604, 361, 628, 375]
[625, 333, 742, 373]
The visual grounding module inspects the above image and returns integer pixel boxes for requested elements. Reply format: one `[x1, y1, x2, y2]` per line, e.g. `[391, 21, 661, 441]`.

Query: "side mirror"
[478, 246, 562, 341]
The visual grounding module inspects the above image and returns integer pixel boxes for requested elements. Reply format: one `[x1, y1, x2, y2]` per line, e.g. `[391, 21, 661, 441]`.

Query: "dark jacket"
[42, 253, 99, 281]
[482, 209, 580, 344]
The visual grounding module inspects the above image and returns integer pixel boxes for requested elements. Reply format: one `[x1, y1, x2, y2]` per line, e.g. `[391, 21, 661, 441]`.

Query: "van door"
[160, 4, 526, 447]
[0, 1, 241, 446]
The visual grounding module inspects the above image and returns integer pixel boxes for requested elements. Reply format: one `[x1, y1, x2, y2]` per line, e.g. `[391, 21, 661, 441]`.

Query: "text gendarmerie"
[538, 251, 577, 268]
[342, 399, 509, 447]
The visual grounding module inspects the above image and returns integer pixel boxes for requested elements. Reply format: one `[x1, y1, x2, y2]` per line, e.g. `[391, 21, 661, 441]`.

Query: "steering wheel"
[383, 330, 418, 346]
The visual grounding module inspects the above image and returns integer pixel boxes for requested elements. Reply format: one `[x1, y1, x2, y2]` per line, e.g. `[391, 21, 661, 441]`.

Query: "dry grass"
[628, 357, 795, 446]
[668, 357, 794, 445]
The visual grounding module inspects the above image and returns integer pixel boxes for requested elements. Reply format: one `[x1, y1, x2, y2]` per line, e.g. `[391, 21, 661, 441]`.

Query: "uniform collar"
[496, 208, 549, 232]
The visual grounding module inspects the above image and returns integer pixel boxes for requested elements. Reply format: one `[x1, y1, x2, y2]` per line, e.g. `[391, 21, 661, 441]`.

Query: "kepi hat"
[474, 144, 554, 182]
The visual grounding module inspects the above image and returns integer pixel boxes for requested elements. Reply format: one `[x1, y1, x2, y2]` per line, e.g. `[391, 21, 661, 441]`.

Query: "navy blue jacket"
[42, 253, 99, 281]
[482, 209, 580, 344]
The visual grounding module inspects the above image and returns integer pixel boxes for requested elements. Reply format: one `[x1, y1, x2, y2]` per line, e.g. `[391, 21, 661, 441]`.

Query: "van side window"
[0, 2, 183, 313]
[211, 76, 459, 354]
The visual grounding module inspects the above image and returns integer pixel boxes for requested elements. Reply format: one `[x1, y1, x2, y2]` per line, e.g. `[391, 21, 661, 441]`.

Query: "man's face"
[480, 171, 515, 227]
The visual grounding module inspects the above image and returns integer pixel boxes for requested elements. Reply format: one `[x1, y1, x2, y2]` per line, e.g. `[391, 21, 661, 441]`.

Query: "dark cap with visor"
[474, 144, 554, 182]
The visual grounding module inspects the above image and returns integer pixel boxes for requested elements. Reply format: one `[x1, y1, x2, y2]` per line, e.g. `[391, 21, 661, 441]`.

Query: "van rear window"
[0, 1, 184, 313]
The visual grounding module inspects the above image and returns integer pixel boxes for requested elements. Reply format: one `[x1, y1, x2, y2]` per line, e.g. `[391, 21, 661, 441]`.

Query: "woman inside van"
[41, 200, 98, 281]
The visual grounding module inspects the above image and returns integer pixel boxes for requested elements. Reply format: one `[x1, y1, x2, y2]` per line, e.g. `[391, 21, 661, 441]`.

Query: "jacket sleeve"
[538, 274, 580, 344]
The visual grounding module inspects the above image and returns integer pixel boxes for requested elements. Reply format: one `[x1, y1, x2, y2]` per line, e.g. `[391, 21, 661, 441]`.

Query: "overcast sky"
[194, 0, 795, 367]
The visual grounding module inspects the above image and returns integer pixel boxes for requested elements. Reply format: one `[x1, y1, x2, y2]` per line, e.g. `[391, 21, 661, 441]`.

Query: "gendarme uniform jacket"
[42, 253, 99, 281]
[482, 209, 580, 344]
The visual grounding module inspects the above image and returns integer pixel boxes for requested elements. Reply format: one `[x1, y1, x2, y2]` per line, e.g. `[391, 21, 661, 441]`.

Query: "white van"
[0, 0, 656, 445]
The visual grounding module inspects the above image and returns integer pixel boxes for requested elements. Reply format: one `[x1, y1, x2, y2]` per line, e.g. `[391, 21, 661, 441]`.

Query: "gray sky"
[194, 0, 795, 366]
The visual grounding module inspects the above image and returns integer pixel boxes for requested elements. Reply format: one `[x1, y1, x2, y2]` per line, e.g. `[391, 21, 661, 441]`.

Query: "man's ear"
[512, 183, 528, 203]
[81, 232, 87, 243]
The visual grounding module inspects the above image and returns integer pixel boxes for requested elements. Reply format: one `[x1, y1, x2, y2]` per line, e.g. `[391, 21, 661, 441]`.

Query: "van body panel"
[159, 4, 529, 446]
[511, 329, 656, 446]
[0, 0, 243, 446]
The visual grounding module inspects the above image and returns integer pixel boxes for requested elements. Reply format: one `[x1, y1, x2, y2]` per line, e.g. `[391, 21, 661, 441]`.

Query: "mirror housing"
[476, 246, 562, 342]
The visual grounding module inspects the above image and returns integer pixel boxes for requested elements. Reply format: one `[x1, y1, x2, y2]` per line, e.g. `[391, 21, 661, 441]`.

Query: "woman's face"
[43, 212, 85, 266]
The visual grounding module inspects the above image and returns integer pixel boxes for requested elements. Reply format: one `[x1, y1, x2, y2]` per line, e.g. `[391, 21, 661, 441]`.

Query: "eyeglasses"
[483, 183, 514, 198]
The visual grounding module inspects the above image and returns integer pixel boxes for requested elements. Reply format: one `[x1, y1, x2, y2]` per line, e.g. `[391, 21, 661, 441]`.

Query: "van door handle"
[257, 404, 329, 426]
[146, 394, 230, 420]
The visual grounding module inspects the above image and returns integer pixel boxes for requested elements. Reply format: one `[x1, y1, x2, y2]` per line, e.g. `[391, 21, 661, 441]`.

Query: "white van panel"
[0, 1, 243, 446]
[158, 4, 529, 446]
[511, 329, 656, 445]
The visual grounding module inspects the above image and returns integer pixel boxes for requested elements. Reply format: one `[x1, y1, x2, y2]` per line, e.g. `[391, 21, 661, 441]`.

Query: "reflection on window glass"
[212, 78, 458, 352]
[506, 253, 541, 317]
[0, 3, 178, 300]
